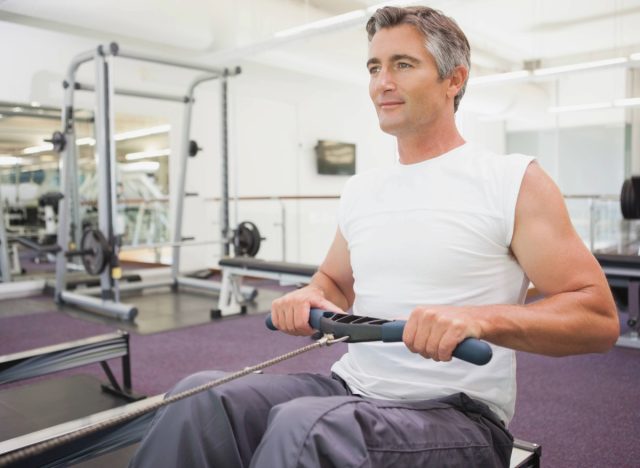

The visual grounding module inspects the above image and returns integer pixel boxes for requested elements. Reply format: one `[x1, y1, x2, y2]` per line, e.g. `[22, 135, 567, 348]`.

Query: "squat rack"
[54, 42, 247, 320]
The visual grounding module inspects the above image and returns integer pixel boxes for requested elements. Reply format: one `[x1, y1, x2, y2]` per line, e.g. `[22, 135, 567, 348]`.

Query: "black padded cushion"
[219, 257, 317, 277]
[595, 254, 640, 270]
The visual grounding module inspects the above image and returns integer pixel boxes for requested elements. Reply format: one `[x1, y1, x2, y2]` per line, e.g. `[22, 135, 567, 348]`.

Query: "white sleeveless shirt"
[331, 143, 534, 424]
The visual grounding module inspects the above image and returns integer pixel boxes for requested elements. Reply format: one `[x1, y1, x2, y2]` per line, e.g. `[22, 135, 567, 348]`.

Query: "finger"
[437, 320, 467, 362]
[284, 302, 297, 333]
[270, 300, 282, 330]
[403, 311, 420, 353]
[412, 312, 435, 357]
[293, 302, 314, 335]
[425, 318, 448, 362]
[289, 301, 309, 335]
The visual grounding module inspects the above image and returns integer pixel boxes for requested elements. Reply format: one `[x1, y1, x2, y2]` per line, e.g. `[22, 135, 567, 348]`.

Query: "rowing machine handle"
[266, 308, 492, 366]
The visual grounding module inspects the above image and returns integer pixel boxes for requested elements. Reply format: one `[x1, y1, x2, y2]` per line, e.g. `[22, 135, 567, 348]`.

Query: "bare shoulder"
[519, 161, 564, 207]
[513, 160, 576, 245]
[512, 161, 603, 295]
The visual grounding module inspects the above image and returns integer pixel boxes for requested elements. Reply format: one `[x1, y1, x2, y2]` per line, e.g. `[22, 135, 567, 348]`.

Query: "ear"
[446, 65, 468, 99]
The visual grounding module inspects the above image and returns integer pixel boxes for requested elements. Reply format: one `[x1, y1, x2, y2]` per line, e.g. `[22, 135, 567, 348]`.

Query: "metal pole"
[69, 127, 83, 249]
[0, 206, 12, 282]
[55, 49, 95, 301]
[589, 198, 595, 252]
[279, 198, 287, 262]
[220, 72, 230, 257]
[0, 111, 92, 122]
[172, 73, 220, 280]
[73, 82, 189, 103]
[94, 50, 118, 300]
[115, 46, 227, 74]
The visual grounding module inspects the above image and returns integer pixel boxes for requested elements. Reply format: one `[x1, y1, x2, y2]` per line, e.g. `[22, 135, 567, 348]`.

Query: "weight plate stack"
[80, 228, 111, 275]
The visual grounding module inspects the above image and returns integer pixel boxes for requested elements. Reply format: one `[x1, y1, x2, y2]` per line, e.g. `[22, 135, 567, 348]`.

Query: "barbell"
[64, 228, 111, 275]
[66, 221, 263, 276]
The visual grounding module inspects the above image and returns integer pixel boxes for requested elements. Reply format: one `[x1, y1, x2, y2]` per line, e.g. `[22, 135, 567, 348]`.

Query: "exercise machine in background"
[595, 176, 640, 348]
[50, 42, 257, 321]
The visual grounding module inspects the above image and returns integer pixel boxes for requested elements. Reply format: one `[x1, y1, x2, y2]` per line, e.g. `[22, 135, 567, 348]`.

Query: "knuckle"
[438, 343, 453, 362]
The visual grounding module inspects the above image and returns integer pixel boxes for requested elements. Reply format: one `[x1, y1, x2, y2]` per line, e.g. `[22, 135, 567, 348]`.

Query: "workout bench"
[595, 253, 640, 348]
[214, 257, 317, 317]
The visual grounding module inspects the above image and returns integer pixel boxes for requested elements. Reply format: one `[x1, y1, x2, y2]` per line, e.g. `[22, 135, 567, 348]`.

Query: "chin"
[378, 121, 402, 136]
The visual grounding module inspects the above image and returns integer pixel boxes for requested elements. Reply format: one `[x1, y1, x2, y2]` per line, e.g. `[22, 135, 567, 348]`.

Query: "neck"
[396, 117, 465, 165]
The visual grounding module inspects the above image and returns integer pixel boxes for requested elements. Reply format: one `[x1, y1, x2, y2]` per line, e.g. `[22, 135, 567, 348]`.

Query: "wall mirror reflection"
[0, 101, 170, 280]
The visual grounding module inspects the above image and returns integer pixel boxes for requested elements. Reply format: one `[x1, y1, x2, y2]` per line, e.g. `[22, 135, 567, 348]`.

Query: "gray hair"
[366, 6, 471, 112]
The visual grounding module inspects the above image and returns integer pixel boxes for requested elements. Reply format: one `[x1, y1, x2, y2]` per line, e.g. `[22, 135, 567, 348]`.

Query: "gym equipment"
[266, 309, 493, 365]
[511, 440, 541, 468]
[0, 331, 139, 400]
[53, 42, 249, 321]
[0, 312, 539, 467]
[0, 333, 346, 466]
[78, 228, 110, 276]
[44, 131, 66, 153]
[59, 222, 262, 279]
[0, 206, 11, 282]
[620, 177, 640, 219]
[0, 190, 65, 282]
[188, 140, 201, 157]
[215, 256, 317, 317]
[0, 331, 143, 467]
[595, 253, 640, 348]
[233, 221, 263, 257]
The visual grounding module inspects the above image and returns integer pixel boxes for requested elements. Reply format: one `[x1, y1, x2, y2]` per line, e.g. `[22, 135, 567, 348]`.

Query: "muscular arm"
[310, 229, 355, 311]
[478, 162, 619, 355]
[271, 229, 354, 335]
[404, 162, 619, 360]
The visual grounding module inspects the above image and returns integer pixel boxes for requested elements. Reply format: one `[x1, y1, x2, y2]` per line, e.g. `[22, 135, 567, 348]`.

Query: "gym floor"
[1, 280, 639, 467]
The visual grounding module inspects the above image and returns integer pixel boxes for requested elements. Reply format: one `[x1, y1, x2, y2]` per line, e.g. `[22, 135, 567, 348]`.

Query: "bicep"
[318, 228, 355, 306]
[511, 163, 607, 296]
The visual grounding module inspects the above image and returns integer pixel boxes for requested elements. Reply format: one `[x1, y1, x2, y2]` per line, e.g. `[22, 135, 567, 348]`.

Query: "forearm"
[476, 285, 619, 356]
[308, 269, 352, 312]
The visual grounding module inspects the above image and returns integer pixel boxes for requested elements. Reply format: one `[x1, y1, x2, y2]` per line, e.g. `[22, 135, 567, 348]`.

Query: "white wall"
[502, 68, 629, 195]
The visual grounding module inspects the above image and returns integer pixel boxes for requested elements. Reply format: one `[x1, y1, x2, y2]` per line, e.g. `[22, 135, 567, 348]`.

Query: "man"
[131, 6, 619, 467]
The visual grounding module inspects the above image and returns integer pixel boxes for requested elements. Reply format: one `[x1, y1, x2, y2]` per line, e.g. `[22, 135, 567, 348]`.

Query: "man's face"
[367, 24, 452, 136]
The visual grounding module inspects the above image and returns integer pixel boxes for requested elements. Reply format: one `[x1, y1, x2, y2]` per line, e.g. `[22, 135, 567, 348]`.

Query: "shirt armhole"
[504, 155, 536, 246]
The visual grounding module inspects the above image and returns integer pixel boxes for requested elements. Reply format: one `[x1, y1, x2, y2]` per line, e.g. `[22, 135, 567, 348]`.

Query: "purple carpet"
[1, 309, 639, 467]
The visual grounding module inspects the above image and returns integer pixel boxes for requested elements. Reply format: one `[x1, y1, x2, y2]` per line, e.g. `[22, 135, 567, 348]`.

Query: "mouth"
[378, 101, 404, 110]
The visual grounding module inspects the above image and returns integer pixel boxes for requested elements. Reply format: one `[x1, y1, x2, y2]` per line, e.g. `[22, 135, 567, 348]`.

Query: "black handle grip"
[265, 309, 492, 365]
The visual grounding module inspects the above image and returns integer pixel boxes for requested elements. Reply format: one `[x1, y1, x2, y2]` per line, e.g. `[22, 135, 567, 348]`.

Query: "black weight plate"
[633, 179, 640, 219]
[234, 221, 261, 257]
[49, 131, 66, 152]
[80, 228, 110, 275]
[621, 179, 631, 219]
[188, 140, 199, 157]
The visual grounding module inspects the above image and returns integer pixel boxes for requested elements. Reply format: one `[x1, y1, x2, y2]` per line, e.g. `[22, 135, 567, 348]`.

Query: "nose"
[371, 67, 396, 94]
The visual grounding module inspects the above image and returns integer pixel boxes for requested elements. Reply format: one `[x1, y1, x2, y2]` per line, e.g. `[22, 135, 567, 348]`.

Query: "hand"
[402, 306, 482, 362]
[271, 286, 344, 336]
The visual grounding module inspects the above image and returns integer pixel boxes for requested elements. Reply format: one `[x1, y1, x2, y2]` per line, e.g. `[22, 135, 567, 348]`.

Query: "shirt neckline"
[395, 142, 469, 169]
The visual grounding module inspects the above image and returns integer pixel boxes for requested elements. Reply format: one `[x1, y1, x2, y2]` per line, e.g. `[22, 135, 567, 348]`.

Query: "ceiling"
[0, 0, 639, 73]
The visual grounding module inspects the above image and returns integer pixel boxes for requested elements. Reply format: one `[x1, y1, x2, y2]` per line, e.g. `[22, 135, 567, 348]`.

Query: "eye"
[368, 65, 380, 75]
[397, 62, 412, 69]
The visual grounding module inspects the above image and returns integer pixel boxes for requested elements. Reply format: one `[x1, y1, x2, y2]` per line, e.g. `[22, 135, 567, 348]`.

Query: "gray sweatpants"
[129, 371, 513, 468]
